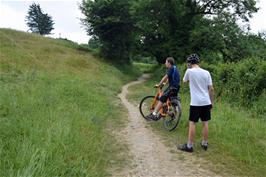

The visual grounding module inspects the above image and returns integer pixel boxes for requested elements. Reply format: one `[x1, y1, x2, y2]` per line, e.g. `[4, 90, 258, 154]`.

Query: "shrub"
[201, 58, 266, 116]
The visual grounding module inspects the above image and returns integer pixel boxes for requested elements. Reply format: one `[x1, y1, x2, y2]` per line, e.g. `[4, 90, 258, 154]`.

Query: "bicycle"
[139, 84, 182, 131]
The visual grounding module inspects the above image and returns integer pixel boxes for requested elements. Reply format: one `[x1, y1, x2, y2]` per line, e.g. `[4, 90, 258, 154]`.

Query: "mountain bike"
[139, 84, 181, 131]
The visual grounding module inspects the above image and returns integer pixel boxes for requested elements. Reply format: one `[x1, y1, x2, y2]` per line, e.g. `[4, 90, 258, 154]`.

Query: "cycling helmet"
[186, 54, 200, 64]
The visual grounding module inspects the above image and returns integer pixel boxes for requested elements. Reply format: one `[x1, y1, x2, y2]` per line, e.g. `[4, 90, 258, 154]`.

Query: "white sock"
[152, 112, 157, 116]
[187, 142, 193, 148]
[201, 140, 208, 146]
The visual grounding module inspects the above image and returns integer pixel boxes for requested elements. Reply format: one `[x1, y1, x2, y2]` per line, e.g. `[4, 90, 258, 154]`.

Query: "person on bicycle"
[178, 54, 214, 152]
[147, 57, 180, 120]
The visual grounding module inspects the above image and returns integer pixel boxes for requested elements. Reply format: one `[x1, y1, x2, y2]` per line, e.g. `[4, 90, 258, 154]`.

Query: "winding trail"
[116, 74, 220, 177]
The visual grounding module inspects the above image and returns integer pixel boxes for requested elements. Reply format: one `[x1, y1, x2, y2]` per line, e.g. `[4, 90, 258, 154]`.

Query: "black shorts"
[159, 86, 179, 103]
[189, 105, 212, 123]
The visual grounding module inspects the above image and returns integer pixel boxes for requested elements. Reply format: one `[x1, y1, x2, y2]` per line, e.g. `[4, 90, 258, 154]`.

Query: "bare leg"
[153, 101, 163, 114]
[202, 121, 209, 141]
[188, 121, 196, 146]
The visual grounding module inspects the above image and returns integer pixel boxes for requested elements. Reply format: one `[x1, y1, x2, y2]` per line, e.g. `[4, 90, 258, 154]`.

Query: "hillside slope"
[0, 28, 139, 176]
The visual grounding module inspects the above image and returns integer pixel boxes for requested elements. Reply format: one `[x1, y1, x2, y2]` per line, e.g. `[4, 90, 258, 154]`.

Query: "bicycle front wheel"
[139, 95, 156, 120]
[163, 100, 182, 131]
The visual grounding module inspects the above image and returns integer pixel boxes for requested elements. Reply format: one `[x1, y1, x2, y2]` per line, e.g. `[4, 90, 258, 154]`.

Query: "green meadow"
[0, 29, 139, 177]
[1, 28, 265, 177]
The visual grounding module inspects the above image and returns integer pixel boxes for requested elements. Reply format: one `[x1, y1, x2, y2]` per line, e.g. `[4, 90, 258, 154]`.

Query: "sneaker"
[146, 113, 160, 121]
[200, 143, 208, 151]
[177, 143, 193, 152]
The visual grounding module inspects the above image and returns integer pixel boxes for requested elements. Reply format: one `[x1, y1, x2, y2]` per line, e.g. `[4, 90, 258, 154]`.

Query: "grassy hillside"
[127, 67, 266, 177]
[0, 29, 140, 177]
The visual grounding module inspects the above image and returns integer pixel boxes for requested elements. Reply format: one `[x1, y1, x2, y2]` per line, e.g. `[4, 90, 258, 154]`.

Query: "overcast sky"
[0, 0, 90, 43]
[1, 0, 266, 44]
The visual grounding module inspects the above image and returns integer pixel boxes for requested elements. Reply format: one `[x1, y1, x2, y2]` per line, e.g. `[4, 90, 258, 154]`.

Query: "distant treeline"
[79, 0, 266, 64]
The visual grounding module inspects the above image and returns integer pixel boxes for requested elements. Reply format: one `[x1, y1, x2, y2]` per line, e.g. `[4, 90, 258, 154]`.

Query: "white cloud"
[2, 0, 79, 2]
[0, 2, 28, 31]
[249, 0, 266, 33]
[0, 0, 90, 44]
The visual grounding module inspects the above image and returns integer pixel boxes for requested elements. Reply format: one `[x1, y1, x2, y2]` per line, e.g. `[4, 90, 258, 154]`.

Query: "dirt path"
[116, 74, 220, 177]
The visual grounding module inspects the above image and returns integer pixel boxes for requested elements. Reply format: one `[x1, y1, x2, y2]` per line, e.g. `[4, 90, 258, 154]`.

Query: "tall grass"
[132, 62, 158, 73]
[0, 29, 140, 176]
[127, 66, 266, 176]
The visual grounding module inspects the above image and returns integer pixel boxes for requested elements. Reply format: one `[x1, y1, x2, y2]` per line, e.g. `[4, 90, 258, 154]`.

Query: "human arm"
[207, 72, 214, 108]
[208, 85, 214, 108]
[156, 74, 168, 87]
[183, 69, 189, 83]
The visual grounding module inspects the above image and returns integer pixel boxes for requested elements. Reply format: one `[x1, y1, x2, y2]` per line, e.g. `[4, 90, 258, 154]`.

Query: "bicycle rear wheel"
[139, 95, 156, 120]
[163, 100, 181, 131]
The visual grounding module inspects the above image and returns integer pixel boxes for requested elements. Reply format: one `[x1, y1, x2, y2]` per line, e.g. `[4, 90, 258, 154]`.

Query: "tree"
[80, 0, 259, 63]
[189, 12, 266, 62]
[26, 3, 54, 35]
[132, 0, 259, 63]
[131, 0, 189, 63]
[88, 36, 101, 49]
[186, 0, 258, 22]
[189, 13, 245, 61]
[80, 0, 134, 63]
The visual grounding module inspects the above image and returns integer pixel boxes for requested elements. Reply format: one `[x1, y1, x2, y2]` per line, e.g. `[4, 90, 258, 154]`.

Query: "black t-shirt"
[167, 65, 180, 88]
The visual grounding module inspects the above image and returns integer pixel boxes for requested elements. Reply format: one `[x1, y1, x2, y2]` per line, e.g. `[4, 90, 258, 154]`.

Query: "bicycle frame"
[139, 85, 181, 131]
[150, 86, 172, 117]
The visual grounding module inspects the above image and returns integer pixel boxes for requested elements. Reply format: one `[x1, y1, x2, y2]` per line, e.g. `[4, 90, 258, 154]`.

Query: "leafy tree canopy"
[80, 0, 134, 63]
[25, 3, 54, 35]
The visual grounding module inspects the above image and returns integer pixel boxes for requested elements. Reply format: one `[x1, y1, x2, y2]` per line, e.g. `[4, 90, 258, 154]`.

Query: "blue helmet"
[186, 54, 200, 64]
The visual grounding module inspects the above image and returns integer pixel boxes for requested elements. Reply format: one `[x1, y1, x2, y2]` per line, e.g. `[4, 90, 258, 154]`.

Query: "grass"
[132, 62, 158, 73]
[127, 66, 266, 177]
[1, 28, 265, 177]
[0, 28, 140, 177]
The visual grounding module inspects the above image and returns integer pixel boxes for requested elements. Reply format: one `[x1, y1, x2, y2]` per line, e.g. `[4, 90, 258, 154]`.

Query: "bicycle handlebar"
[154, 82, 166, 89]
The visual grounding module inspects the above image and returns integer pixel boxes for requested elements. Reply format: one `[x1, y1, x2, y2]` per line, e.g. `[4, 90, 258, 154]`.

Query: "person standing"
[178, 54, 214, 152]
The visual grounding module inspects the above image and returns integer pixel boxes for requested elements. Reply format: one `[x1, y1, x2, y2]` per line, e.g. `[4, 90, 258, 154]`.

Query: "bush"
[201, 58, 266, 116]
